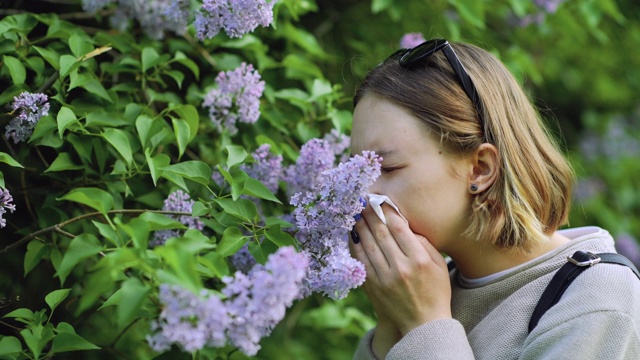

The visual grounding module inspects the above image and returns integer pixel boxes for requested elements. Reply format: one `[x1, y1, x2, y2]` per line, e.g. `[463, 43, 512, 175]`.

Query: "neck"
[448, 232, 570, 279]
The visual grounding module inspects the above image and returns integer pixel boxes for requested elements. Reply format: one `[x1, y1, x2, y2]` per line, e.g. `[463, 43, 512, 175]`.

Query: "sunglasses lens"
[399, 39, 448, 68]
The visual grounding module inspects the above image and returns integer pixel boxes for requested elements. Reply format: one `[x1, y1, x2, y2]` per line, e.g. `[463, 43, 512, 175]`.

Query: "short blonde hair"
[354, 42, 574, 250]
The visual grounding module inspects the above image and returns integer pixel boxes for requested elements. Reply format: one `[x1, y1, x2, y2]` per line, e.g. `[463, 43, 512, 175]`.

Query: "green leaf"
[371, 0, 393, 13]
[0, 336, 22, 358]
[171, 104, 199, 142]
[172, 51, 200, 79]
[59, 54, 79, 79]
[172, 117, 190, 159]
[44, 152, 83, 172]
[82, 78, 113, 102]
[225, 145, 248, 168]
[192, 201, 209, 217]
[68, 32, 93, 58]
[58, 187, 114, 216]
[264, 225, 297, 247]
[116, 278, 150, 328]
[242, 177, 281, 203]
[141, 47, 160, 72]
[2, 308, 34, 321]
[135, 114, 155, 148]
[137, 211, 186, 231]
[56, 234, 102, 285]
[29, 115, 58, 143]
[24, 240, 48, 276]
[199, 252, 229, 278]
[33, 45, 60, 69]
[92, 220, 122, 247]
[160, 160, 212, 186]
[45, 288, 71, 314]
[51, 332, 100, 353]
[214, 198, 258, 223]
[145, 149, 169, 186]
[56, 106, 78, 138]
[216, 227, 247, 257]
[102, 128, 133, 166]
[117, 217, 150, 249]
[2, 55, 26, 85]
[0, 152, 23, 168]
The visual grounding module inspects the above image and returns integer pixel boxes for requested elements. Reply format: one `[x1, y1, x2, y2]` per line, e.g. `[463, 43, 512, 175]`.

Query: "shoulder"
[540, 261, 640, 327]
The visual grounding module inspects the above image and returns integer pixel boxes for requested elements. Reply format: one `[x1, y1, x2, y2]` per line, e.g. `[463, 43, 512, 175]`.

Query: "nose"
[367, 178, 384, 195]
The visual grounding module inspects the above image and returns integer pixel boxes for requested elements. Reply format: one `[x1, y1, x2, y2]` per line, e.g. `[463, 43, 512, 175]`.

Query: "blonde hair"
[354, 42, 574, 250]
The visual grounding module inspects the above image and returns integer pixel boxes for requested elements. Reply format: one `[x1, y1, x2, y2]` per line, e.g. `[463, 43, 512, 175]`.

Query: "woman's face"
[351, 93, 472, 253]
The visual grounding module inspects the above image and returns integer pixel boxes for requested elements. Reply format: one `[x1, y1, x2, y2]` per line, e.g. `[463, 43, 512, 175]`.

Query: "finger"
[382, 206, 426, 257]
[354, 214, 392, 272]
[359, 205, 406, 265]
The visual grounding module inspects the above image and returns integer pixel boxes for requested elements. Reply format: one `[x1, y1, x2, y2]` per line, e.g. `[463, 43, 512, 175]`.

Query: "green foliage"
[0, 0, 639, 359]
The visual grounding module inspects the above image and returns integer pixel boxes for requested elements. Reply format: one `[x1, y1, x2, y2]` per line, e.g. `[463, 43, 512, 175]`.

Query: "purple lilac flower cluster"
[323, 129, 351, 164]
[242, 144, 283, 194]
[203, 63, 265, 135]
[5, 92, 49, 144]
[284, 139, 336, 198]
[0, 188, 16, 229]
[290, 151, 382, 299]
[400, 32, 426, 49]
[81, 0, 190, 39]
[147, 246, 307, 356]
[150, 190, 204, 247]
[513, 0, 566, 27]
[195, 0, 276, 40]
[579, 116, 640, 163]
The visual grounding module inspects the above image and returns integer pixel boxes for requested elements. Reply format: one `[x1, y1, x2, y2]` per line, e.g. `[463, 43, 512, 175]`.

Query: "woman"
[349, 39, 640, 359]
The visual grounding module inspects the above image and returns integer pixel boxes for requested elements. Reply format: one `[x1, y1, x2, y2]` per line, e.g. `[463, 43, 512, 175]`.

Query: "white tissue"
[366, 193, 407, 225]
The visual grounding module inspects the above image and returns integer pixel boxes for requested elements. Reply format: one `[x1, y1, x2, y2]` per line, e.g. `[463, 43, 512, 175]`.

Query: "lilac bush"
[290, 151, 382, 299]
[147, 246, 307, 356]
[5, 92, 49, 144]
[203, 63, 265, 135]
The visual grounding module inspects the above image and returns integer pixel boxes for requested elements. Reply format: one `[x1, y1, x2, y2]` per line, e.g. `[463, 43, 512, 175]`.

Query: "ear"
[469, 143, 499, 193]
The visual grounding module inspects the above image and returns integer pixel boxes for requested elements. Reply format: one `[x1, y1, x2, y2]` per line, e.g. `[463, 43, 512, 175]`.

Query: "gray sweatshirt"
[354, 227, 640, 359]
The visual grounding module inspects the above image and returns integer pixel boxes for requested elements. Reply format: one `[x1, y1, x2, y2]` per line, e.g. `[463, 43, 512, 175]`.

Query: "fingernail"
[359, 196, 367, 207]
[353, 213, 362, 221]
[350, 228, 360, 244]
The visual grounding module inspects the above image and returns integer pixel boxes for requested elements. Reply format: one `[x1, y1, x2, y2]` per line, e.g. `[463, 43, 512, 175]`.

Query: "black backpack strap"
[528, 251, 640, 333]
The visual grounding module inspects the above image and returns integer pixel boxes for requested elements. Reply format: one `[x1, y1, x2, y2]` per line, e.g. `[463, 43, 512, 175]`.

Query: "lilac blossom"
[242, 144, 283, 193]
[195, 0, 277, 40]
[400, 32, 426, 49]
[323, 129, 351, 164]
[229, 244, 257, 274]
[534, 0, 565, 13]
[290, 151, 382, 299]
[5, 92, 49, 144]
[573, 176, 606, 202]
[284, 138, 336, 197]
[222, 246, 308, 355]
[82, 0, 190, 39]
[203, 63, 265, 135]
[147, 285, 230, 352]
[147, 246, 307, 356]
[0, 188, 16, 229]
[150, 190, 204, 247]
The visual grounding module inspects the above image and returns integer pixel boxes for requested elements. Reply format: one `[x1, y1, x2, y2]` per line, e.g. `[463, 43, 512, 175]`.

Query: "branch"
[0, 209, 202, 254]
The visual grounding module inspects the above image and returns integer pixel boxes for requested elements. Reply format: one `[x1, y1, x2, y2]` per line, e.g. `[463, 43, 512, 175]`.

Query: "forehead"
[351, 94, 430, 156]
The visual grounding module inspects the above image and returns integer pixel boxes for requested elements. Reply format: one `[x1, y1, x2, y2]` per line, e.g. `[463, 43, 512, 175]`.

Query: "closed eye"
[381, 166, 401, 173]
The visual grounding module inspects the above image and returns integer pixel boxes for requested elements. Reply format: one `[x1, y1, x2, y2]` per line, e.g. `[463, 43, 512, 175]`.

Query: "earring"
[470, 183, 478, 192]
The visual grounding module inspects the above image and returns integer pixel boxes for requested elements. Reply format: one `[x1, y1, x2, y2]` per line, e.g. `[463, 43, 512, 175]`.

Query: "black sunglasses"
[388, 38, 485, 128]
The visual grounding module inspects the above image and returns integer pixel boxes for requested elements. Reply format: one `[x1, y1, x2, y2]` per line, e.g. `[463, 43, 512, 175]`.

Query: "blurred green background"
[1, 0, 639, 359]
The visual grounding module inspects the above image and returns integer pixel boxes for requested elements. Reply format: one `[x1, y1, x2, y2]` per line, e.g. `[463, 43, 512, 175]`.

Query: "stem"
[36, 70, 59, 94]
[183, 33, 217, 68]
[110, 318, 140, 347]
[0, 209, 204, 254]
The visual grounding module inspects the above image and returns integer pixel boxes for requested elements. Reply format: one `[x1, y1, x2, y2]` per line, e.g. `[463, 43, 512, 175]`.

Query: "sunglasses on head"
[387, 38, 485, 128]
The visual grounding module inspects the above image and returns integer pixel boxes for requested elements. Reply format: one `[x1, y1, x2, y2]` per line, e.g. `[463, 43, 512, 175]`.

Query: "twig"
[53, 226, 76, 239]
[36, 70, 59, 94]
[0, 209, 203, 254]
[183, 33, 217, 68]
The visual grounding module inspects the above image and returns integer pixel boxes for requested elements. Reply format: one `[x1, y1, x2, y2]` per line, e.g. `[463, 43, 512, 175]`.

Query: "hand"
[349, 203, 453, 337]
